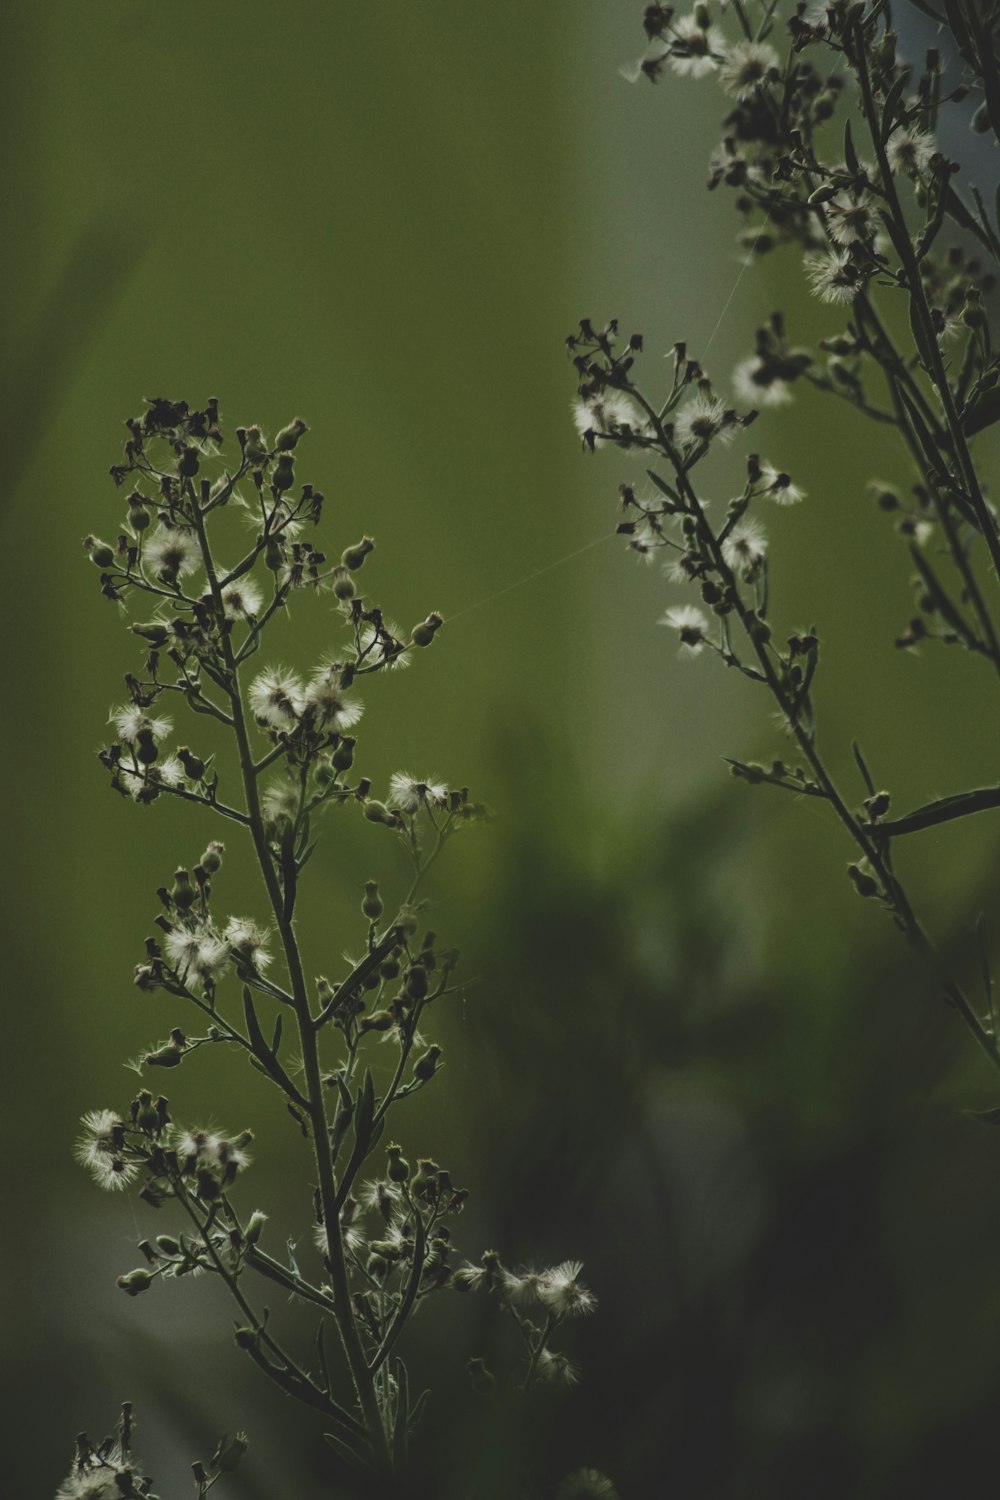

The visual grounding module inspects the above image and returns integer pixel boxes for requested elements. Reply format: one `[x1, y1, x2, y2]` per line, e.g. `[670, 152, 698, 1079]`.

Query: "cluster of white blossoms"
[621, 8, 778, 96]
[74, 1110, 137, 1192]
[571, 389, 650, 447]
[387, 772, 450, 813]
[248, 663, 364, 734]
[156, 915, 271, 991]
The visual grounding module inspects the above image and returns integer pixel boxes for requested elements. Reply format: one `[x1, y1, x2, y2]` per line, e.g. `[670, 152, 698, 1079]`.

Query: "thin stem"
[190, 500, 393, 1472]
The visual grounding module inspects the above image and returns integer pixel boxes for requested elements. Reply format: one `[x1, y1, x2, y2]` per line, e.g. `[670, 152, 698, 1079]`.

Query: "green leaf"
[852, 741, 876, 797]
[880, 71, 911, 144]
[879, 785, 1000, 837]
[646, 469, 680, 505]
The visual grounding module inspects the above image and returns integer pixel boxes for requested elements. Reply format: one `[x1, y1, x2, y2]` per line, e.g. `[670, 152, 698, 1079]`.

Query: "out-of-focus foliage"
[6, 3, 1000, 1497]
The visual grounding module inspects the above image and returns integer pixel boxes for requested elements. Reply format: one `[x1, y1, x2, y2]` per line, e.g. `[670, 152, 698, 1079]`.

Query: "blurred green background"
[5, 3, 1000, 1497]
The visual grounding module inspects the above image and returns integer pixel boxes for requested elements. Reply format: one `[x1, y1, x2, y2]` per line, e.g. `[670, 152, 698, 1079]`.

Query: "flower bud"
[273, 454, 295, 492]
[213, 1434, 249, 1474]
[275, 417, 308, 452]
[410, 612, 443, 648]
[170, 868, 196, 910]
[117, 1269, 154, 1296]
[156, 1235, 182, 1255]
[341, 537, 375, 570]
[332, 736, 356, 772]
[847, 862, 879, 898]
[332, 565, 356, 600]
[200, 840, 224, 873]
[245, 1210, 267, 1246]
[364, 800, 397, 826]
[128, 503, 150, 532]
[362, 881, 383, 920]
[85, 535, 115, 568]
[413, 1044, 442, 1082]
[131, 621, 169, 647]
[264, 537, 284, 571]
[135, 729, 159, 766]
[386, 1144, 410, 1183]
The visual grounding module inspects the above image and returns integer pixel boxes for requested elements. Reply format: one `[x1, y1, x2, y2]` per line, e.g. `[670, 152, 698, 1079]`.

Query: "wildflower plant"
[75, 399, 594, 1485]
[572, 0, 1000, 1076]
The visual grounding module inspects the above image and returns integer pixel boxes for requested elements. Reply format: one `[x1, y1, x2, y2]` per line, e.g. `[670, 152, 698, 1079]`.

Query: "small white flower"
[886, 126, 936, 176]
[221, 574, 264, 619]
[674, 393, 734, 450]
[501, 1268, 545, 1307]
[572, 390, 647, 443]
[144, 523, 201, 580]
[660, 604, 710, 656]
[759, 463, 805, 505]
[722, 518, 768, 575]
[359, 1177, 402, 1215]
[387, 772, 449, 812]
[357, 620, 410, 670]
[261, 777, 299, 823]
[163, 925, 229, 986]
[249, 667, 304, 728]
[669, 14, 726, 78]
[805, 250, 865, 305]
[75, 1110, 138, 1192]
[538, 1259, 597, 1318]
[824, 191, 874, 247]
[732, 355, 792, 408]
[303, 666, 365, 732]
[112, 705, 172, 744]
[452, 1261, 491, 1291]
[536, 1347, 580, 1386]
[719, 39, 779, 100]
[158, 754, 185, 787]
[225, 916, 272, 971]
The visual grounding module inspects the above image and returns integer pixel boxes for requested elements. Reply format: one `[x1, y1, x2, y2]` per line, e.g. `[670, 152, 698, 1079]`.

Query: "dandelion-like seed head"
[824, 191, 873, 248]
[163, 925, 229, 986]
[886, 126, 936, 177]
[536, 1347, 580, 1386]
[248, 667, 304, 729]
[261, 777, 299, 824]
[387, 772, 449, 813]
[225, 916, 272, 971]
[303, 671, 365, 733]
[759, 462, 805, 505]
[112, 706, 172, 745]
[221, 575, 264, 619]
[538, 1259, 597, 1317]
[805, 250, 864, 306]
[660, 604, 710, 656]
[572, 390, 647, 443]
[722, 518, 768, 577]
[75, 1110, 138, 1192]
[674, 393, 734, 450]
[144, 524, 201, 580]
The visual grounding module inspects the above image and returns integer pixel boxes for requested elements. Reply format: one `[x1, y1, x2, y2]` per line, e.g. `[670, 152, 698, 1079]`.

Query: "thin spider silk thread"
[442, 206, 776, 624]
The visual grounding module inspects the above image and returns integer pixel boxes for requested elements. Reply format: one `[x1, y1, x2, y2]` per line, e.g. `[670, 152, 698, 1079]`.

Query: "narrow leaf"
[852, 741, 876, 797]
